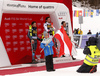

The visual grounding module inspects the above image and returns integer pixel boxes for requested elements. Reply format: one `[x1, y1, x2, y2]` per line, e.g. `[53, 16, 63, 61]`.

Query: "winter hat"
[43, 31, 48, 37]
[88, 37, 97, 45]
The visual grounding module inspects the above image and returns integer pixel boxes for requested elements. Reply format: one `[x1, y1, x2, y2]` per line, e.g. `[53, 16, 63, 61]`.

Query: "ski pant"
[45, 55, 54, 71]
[32, 40, 37, 51]
[31, 40, 37, 61]
[77, 63, 97, 73]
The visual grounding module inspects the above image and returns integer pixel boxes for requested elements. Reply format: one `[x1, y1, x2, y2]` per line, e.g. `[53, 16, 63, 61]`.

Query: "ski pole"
[71, 41, 82, 49]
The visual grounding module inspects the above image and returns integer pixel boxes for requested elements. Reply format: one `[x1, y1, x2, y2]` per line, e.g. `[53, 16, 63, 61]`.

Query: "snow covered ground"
[5, 65, 100, 76]
[5, 49, 100, 76]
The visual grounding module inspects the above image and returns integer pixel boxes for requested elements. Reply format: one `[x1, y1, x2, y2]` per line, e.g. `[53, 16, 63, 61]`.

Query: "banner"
[0, 13, 57, 64]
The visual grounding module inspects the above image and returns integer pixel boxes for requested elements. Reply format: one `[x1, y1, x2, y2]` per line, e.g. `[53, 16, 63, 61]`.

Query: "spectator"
[73, 28, 77, 34]
[78, 29, 83, 35]
[76, 28, 79, 34]
[87, 30, 92, 34]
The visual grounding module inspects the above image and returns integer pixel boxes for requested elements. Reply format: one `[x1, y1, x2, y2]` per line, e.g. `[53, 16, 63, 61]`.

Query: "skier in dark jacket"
[27, 21, 42, 63]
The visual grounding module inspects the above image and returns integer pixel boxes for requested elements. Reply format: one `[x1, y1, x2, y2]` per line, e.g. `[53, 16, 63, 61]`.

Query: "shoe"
[72, 57, 76, 60]
[52, 69, 55, 71]
[32, 60, 38, 64]
[72, 56, 76, 60]
[47, 70, 52, 72]
[90, 66, 97, 73]
[62, 55, 66, 57]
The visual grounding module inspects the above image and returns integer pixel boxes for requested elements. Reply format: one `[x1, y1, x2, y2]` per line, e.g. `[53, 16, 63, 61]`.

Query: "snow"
[5, 49, 100, 76]
[5, 65, 100, 76]
[73, 6, 100, 35]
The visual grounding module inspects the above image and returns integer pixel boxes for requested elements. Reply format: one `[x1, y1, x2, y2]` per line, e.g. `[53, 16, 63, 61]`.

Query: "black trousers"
[32, 40, 37, 51]
[45, 55, 54, 71]
[77, 63, 97, 73]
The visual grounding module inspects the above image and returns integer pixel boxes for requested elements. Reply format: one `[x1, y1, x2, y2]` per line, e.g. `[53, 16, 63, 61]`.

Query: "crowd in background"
[74, 28, 92, 35]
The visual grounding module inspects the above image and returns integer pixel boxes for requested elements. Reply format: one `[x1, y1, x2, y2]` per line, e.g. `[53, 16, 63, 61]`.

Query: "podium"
[30, 56, 80, 67]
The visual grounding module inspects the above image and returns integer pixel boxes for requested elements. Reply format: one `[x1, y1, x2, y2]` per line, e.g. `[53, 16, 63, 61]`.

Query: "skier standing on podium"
[43, 17, 58, 56]
[43, 17, 55, 38]
[61, 21, 76, 60]
[27, 21, 42, 63]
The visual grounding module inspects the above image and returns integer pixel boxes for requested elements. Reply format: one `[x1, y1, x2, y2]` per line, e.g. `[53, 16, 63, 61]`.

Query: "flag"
[54, 26, 72, 57]
[91, 10, 94, 17]
[88, 10, 91, 16]
[85, 10, 88, 17]
[76, 10, 79, 17]
[83, 10, 85, 17]
[79, 10, 82, 16]
[96, 9, 99, 16]
[74, 10, 76, 17]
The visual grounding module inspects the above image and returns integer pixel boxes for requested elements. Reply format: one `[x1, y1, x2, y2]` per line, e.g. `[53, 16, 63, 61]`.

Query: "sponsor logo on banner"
[5, 23, 10, 27]
[7, 4, 26, 8]
[25, 29, 28, 33]
[10, 17, 15, 20]
[19, 29, 24, 33]
[19, 35, 24, 39]
[13, 48, 18, 52]
[26, 46, 31, 51]
[4, 18, 11, 20]
[40, 16, 44, 21]
[5, 29, 10, 34]
[12, 35, 17, 40]
[25, 23, 29, 27]
[38, 34, 42, 38]
[37, 23, 41, 26]
[6, 48, 11, 52]
[20, 41, 24, 45]
[20, 47, 25, 51]
[5, 35, 11, 40]
[37, 28, 42, 32]
[13, 41, 18, 46]
[26, 35, 28, 39]
[26, 41, 30, 45]
[6, 42, 11, 46]
[59, 17, 63, 19]
[12, 29, 17, 33]
[58, 11, 67, 16]
[5, 1, 56, 11]
[12, 23, 16, 27]
[19, 23, 23, 25]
